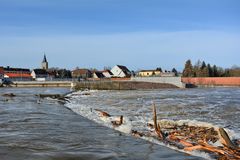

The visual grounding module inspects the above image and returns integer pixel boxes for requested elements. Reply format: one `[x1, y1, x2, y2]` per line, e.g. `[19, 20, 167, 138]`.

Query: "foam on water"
[65, 89, 240, 160]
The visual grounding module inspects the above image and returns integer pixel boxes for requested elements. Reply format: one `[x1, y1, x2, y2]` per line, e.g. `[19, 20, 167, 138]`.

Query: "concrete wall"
[182, 77, 240, 86]
[131, 77, 185, 88]
[12, 81, 72, 87]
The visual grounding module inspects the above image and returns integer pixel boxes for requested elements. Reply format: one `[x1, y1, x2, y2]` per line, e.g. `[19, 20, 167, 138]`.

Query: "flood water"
[65, 87, 240, 159]
[0, 87, 201, 160]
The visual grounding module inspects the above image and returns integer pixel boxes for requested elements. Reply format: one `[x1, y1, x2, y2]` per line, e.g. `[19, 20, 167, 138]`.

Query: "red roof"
[4, 73, 32, 78]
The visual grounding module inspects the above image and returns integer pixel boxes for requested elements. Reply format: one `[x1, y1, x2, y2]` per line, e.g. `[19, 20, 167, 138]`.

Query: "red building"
[3, 66, 32, 81]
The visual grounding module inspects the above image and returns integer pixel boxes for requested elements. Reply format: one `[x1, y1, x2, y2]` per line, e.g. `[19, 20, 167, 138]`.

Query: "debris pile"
[93, 104, 240, 160]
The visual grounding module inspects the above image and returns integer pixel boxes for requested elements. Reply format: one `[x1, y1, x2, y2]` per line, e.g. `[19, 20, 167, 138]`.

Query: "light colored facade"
[111, 65, 131, 78]
[138, 70, 161, 77]
[31, 69, 48, 81]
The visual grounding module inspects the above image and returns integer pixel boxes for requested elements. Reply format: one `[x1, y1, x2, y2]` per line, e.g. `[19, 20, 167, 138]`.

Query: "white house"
[102, 70, 113, 78]
[111, 65, 131, 78]
[31, 69, 48, 81]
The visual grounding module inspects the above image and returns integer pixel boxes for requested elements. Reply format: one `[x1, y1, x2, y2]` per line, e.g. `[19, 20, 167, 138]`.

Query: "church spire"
[42, 54, 47, 63]
[41, 54, 48, 70]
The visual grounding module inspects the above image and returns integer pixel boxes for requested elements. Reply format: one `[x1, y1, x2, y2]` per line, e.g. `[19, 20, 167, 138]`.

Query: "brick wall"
[181, 77, 240, 86]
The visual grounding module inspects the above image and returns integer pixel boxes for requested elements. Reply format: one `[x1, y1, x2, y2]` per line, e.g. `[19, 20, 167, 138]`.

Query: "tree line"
[182, 59, 240, 77]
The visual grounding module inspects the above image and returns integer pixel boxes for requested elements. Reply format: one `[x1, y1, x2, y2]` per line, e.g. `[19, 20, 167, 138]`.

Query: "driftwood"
[147, 105, 240, 159]
[92, 105, 240, 160]
[37, 94, 63, 99]
[94, 109, 111, 117]
[36, 94, 70, 103]
[94, 109, 124, 127]
[111, 115, 123, 127]
[218, 128, 237, 149]
[153, 104, 163, 139]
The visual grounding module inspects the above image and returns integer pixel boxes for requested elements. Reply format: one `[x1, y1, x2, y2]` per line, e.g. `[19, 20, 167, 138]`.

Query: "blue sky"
[0, 0, 239, 71]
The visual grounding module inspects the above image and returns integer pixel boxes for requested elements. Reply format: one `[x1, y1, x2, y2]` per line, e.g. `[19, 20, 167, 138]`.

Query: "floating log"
[131, 130, 145, 137]
[2, 93, 16, 97]
[168, 134, 194, 147]
[184, 145, 226, 155]
[94, 109, 111, 117]
[92, 105, 240, 159]
[37, 94, 62, 99]
[82, 92, 91, 96]
[218, 128, 237, 150]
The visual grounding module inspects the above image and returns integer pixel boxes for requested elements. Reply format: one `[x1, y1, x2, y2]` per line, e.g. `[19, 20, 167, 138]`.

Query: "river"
[65, 87, 240, 159]
[0, 87, 203, 160]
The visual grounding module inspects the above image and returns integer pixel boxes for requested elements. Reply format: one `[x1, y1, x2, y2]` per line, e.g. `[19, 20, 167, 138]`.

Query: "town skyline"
[0, 0, 239, 70]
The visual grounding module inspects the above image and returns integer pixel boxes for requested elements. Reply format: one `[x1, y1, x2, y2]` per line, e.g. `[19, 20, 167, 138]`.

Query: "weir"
[73, 80, 179, 90]
[12, 81, 72, 87]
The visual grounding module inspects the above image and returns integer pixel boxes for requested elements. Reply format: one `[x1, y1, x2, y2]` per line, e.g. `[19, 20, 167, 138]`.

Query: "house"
[138, 70, 161, 77]
[111, 65, 131, 78]
[31, 69, 48, 81]
[72, 69, 92, 79]
[3, 66, 32, 81]
[92, 71, 105, 79]
[102, 70, 113, 78]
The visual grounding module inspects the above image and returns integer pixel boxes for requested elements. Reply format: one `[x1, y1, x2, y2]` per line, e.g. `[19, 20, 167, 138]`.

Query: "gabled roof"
[33, 69, 48, 75]
[116, 65, 131, 75]
[93, 71, 105, 78]
[102, 70, 113, 75]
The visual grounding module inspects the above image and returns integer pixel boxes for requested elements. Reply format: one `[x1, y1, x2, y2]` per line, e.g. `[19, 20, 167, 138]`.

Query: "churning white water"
[65, 88, 240, 159]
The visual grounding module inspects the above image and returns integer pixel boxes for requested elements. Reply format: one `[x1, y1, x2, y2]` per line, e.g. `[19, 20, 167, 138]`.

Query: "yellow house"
[138, 70, 161, 77]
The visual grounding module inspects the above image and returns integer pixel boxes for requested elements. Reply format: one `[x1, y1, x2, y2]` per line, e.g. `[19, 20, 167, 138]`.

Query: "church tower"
[41, 54, 48, 70]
